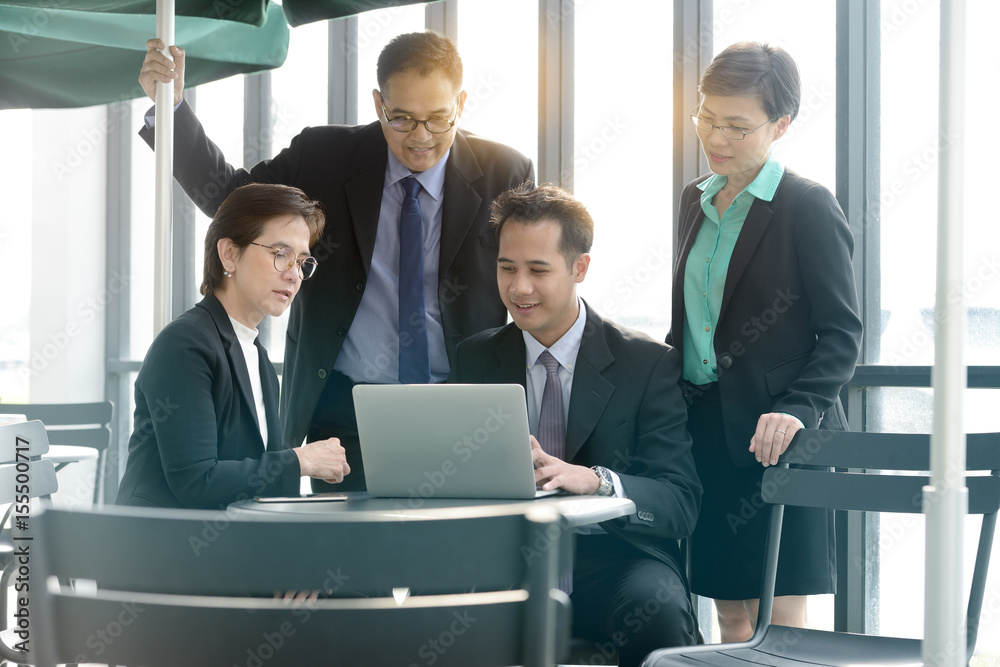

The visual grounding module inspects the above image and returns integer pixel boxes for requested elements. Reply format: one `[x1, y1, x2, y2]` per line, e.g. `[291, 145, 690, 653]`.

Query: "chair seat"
[645, 623, 924, 666]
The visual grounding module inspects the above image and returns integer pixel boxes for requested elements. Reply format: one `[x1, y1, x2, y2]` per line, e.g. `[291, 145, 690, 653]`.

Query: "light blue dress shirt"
[522, 300, 624, 501]
[335, 148, 450, 384]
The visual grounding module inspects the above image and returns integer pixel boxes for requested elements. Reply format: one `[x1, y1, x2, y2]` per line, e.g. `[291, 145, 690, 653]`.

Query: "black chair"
[1, 420, 58, 665]
[642, 430, 1000, 667]
[32, 503, 572, 667]
[0, 402, 114, 505]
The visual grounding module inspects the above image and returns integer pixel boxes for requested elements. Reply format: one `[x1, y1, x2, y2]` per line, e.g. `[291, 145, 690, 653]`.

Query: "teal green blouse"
[682, 156, 785, 384]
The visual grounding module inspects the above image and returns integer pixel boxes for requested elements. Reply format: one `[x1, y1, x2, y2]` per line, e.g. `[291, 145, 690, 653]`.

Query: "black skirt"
[685, 383, 836, 600]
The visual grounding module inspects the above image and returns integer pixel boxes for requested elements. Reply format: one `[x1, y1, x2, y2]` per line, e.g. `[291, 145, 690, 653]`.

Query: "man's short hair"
[376, 31, 463, 91]
[490, 183, 594, 267]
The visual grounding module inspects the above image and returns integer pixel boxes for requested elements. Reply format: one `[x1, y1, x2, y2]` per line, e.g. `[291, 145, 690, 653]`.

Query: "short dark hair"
[490, 183, 594, 267]
[202, 184, 325, 296]
[376, 31, 463, 91]
[699, 41, 801, 121]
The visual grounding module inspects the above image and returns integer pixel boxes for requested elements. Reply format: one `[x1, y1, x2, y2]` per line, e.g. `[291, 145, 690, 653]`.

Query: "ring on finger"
[775, 429, 786, 435]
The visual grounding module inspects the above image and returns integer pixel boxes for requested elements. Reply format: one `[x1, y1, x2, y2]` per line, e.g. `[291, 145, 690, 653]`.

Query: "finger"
[529, 435, 542, 452]
[146, 38, 165, 52]
[172, 46, 185, 68]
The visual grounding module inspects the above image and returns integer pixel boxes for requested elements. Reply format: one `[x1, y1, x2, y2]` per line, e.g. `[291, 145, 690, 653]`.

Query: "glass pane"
[268, 20, 330, 357]
[0, 109, 33, 402]
[457, 0, 538, 169]
[573, 0, 673, 340]
[191, 75, 246, 319]
[711, 0, 837, 192]
[963, 1, 1000, 366]
[355, 4, 427, 123]
[129, 98, 156, 361]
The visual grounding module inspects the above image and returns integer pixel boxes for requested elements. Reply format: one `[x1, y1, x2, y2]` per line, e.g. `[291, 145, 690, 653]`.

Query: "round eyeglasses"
[689, 111, 775, 141]
[249, 242, 318, 280]
[379, 99, 458, 134]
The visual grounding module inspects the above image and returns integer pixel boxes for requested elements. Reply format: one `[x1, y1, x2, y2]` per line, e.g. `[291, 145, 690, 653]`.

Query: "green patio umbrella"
[0, 1, 288, 110]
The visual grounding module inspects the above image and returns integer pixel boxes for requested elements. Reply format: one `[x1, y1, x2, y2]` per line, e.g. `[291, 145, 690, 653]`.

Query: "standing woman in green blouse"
[667, 42, 863, 641]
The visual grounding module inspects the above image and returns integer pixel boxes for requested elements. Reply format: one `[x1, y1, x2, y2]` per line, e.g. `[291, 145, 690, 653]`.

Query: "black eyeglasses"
[249, 242, 318, 280]
[689, 107, 775, 141]
[379, 98, 458, 134]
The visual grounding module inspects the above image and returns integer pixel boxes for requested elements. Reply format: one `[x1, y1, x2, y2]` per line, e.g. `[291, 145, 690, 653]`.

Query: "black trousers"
[570, 535, 698, 667]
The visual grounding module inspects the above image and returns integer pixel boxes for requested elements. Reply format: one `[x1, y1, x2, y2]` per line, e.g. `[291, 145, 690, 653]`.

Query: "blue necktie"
[398, 177, 430, 384]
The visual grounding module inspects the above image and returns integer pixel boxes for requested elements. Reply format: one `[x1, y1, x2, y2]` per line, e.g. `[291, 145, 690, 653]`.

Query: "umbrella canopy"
[0, 1, 288, 109]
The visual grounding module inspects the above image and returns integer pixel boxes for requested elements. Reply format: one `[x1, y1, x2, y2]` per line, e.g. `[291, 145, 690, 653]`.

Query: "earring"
[223, 266, 233, 277]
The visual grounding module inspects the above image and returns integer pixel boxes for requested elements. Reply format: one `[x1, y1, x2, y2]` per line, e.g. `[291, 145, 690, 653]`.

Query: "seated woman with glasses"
[117, 183, 350, 509]
[668, 42, 863, 640]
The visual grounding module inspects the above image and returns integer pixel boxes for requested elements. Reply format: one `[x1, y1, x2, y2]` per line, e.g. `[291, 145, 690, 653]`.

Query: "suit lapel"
[439, 131, 484, 279]
[671, 196, 704, 351]
[565, 308, 615, 462]
[484, 325, 528, 387]
[719, 197, 773, 321]
[345, 123, 390, 274]
[200, 296, 264, 450]
[256, 339, 283, 450]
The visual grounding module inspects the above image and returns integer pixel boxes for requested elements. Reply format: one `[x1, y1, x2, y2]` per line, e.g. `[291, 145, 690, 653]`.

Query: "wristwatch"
[591, 466, 614, 497]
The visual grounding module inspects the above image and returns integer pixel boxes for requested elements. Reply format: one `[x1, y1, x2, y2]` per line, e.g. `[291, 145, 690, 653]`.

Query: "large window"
[573, 0, 673, 339]
[2, 3, 998, 658]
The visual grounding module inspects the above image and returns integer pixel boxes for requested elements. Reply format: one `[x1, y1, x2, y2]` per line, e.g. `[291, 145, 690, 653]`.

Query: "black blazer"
[667, 170, 863, 467]
[141, 102, 534, 449]
[116, 294, 301, 509]
[450, 306, 702, 570]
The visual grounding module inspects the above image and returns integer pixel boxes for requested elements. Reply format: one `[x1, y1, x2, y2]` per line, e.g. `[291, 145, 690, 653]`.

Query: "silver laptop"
[354, 383, 554, 500]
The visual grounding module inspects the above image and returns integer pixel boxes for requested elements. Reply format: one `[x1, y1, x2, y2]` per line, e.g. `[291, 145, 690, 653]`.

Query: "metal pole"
[154, 0, 175, 333]
[923, 1, 967, 666]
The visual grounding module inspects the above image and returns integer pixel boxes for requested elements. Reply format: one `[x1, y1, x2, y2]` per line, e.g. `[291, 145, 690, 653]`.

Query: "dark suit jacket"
[141, 102, 534, 449]
[450, 306, 702, 570]
[667, 170, 863, 467]
[116, 294, 301, 509]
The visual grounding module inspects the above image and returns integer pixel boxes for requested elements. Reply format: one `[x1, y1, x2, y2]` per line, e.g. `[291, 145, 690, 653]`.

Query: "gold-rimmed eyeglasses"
[689, 108, 775, 141]
[249, 242, 318, 280]
[379, 98, 458, 134]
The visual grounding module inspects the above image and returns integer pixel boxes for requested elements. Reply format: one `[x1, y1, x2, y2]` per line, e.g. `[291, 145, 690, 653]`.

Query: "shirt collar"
[696, 154, 785, 203]
[385, 147, 450, 202]
[523, 298, 587, 372]
[228, 315, 258, 344]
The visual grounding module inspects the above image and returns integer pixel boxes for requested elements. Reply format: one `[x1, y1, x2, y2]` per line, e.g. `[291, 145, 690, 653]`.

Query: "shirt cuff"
[779, 412, 805, 429]
[143, 98, 184, 128]
[608, 469, 626, 499]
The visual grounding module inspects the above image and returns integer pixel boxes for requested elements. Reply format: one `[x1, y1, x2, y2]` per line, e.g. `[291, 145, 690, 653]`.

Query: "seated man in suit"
[449, 184, 702, 666]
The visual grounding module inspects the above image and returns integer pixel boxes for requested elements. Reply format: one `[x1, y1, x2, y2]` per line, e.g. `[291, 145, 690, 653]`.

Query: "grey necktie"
[537, 350, 565, 459]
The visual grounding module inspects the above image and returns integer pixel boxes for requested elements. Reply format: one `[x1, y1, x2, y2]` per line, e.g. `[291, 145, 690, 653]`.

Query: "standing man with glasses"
[137, 31, 533, 491]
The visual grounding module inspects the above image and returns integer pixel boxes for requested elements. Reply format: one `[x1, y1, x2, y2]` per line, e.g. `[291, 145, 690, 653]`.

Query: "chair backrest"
[0, 420, 57, 503]
[31, 504, 571, 667]
[0, 402, 114, 504]
[756, 430, 1000, 655]
[0, 402, 113, 452]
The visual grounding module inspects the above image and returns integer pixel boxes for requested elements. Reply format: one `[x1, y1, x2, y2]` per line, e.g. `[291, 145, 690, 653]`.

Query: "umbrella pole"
[153, 0, 175, 334]
[924, 1, 968, 666]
